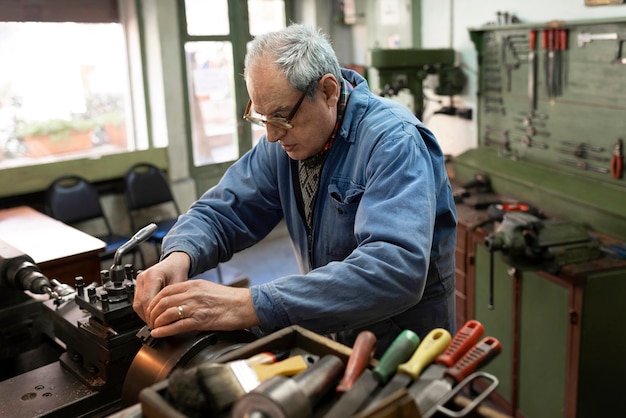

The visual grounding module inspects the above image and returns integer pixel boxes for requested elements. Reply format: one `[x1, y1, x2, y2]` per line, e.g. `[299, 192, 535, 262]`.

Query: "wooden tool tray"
[138, 325, 504, 418]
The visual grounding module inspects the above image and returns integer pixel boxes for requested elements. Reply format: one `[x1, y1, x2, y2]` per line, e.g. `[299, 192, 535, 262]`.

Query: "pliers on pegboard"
[611, 138, 623, 179]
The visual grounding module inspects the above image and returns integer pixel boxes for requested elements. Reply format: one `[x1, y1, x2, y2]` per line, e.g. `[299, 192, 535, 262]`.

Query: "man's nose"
[265, 125, 285, 143]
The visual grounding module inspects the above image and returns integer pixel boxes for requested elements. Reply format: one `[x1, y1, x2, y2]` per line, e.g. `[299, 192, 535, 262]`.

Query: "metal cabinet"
[466, 226, 626, 418]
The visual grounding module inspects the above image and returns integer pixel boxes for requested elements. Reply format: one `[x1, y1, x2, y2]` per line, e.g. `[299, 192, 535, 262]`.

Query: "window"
[182, 0, 286, 168]
[0, 21, 133, 169]
[0, 0, 160, 200]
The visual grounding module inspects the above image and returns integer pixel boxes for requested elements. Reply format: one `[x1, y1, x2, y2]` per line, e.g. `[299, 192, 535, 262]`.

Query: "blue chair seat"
[148, 218, 179, 242]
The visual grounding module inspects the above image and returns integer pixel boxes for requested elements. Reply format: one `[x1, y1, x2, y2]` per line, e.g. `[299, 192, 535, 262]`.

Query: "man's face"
[246, 63, 338, 160]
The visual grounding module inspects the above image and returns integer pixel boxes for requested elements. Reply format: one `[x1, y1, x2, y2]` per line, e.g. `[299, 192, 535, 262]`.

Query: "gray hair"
[243, 23, 343, 97]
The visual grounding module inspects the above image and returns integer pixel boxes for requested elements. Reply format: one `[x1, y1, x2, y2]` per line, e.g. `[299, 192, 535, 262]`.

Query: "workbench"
[452, 179, 626, 418]
[0, 206, 105, 284]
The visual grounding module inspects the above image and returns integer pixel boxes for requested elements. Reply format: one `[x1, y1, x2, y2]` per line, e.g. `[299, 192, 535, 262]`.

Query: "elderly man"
[133, 23, 457, 357]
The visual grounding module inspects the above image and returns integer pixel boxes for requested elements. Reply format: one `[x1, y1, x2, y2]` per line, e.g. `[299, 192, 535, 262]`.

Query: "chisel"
[358, 328, 451, 416]
[547, 28, 556, 101]
[542, 28, 550, 98]
[414, 336, 502, 417]
[322, 329, 420, 418]
[528, 29, 538, 113]
[407, 319, 485, 398]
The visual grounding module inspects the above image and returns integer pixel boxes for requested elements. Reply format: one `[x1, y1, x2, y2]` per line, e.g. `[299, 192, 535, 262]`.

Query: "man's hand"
[133, 252, 260, 338]
[133, 251, 190, 324]
[145, 279, 259, 338]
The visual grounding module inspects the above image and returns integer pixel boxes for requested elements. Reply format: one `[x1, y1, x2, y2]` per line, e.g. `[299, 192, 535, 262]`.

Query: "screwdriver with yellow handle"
[409, 319, 485, 397]
[357, 328, 452, 415]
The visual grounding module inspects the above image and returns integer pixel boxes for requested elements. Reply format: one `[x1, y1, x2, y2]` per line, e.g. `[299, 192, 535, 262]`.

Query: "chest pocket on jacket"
[322, 181, 364, 259]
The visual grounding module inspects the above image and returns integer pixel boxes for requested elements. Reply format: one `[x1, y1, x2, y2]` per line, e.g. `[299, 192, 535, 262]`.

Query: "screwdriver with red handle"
[412, 336, 502, 417]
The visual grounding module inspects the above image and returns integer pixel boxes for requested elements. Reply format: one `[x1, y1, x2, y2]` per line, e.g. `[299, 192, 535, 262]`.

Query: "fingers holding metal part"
[132, 252, 191, 324]
[148, 279, 260, 339]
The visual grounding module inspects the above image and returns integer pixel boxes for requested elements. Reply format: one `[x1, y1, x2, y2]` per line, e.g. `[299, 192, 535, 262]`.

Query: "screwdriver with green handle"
[322, 329, 420, 418]
[357, 328, 452, 416]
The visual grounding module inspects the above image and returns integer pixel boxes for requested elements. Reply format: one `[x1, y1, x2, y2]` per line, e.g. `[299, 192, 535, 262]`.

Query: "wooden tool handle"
[336, 330, 377, 393]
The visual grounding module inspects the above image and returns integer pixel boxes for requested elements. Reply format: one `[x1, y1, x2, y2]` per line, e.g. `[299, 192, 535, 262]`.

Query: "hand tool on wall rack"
[611, 138, 623, 179]
[505, 57, 521, 92]
[546, 28, 556, 101]
[322, 329, 420, 418]
[553, 29, 562, 98]
[485, 105, 506, 115]
[556, 28, 569, 95]
[514, 135, 549, 149]
[577, 32, 626, 64]
[484, 85, 502, 94]
[514, 117, 546, 128]
[516, 125, 550, 137]
[502, 36, 522, 92]
[357, 328, 452, 416]
[518, 110, 548, 119]
[483, 67, 500, 75]
[413, 336, 502, 418]
[556, 144, 609, 162]
[485, 134, 516, 160]
[528, 29, 538, 113]
[484, 96, 504, 106]
[557, 158, 610, 174]
[542, 29, 549, 98]
[560, 141, 604, 152]
[484, 126, 510, 146]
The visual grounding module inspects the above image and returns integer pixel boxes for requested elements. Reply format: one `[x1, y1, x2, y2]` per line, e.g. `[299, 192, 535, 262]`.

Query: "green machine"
[367, 48, 467, 119]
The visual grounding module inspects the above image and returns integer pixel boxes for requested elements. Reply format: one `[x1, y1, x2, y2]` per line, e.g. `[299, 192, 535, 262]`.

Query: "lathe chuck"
[122, 329, 256, 405]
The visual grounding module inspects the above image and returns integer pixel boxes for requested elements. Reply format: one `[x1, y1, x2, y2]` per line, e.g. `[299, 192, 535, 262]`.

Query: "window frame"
[177, 0, 294, 196]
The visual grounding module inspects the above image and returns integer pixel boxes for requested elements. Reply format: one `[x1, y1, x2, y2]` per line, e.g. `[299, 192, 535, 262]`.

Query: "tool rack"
[454, 17, 626, 241]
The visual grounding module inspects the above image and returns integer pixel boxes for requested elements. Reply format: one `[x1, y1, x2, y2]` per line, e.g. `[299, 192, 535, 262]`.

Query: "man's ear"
[320, 74, 340, 107]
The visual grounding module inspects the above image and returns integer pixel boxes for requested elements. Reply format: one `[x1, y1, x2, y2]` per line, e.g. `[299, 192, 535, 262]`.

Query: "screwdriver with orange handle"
[414, 336, 503, 417]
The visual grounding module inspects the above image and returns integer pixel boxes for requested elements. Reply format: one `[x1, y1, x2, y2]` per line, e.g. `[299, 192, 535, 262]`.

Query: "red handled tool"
[413, 336, 502, 417]
[408, 319, 485, 397]
[335, 330, 377, 393]
[528, 29, 538, 113]
[611, 138, 623, 179]
[556, 28, 569, 96]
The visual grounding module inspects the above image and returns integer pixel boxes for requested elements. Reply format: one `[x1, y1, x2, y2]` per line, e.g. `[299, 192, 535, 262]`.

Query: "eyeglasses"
[243, 82, 314, 130]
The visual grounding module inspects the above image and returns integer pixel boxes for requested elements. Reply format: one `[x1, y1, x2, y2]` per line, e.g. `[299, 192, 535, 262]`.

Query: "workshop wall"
[419, 0, 626, 157]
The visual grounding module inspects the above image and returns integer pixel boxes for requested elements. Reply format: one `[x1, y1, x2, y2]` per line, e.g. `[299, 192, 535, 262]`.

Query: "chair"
[123, 162, 228, 283]
[123, 162, 181, 260]
[44, 175, 143, 268]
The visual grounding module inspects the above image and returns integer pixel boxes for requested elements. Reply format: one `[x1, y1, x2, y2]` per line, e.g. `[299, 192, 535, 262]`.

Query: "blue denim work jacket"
[162, 69, 457, 356]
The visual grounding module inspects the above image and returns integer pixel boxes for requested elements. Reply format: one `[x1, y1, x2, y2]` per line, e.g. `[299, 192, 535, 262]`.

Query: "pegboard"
[470, 18, 625, 183]
[453, 17, 626, 240]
